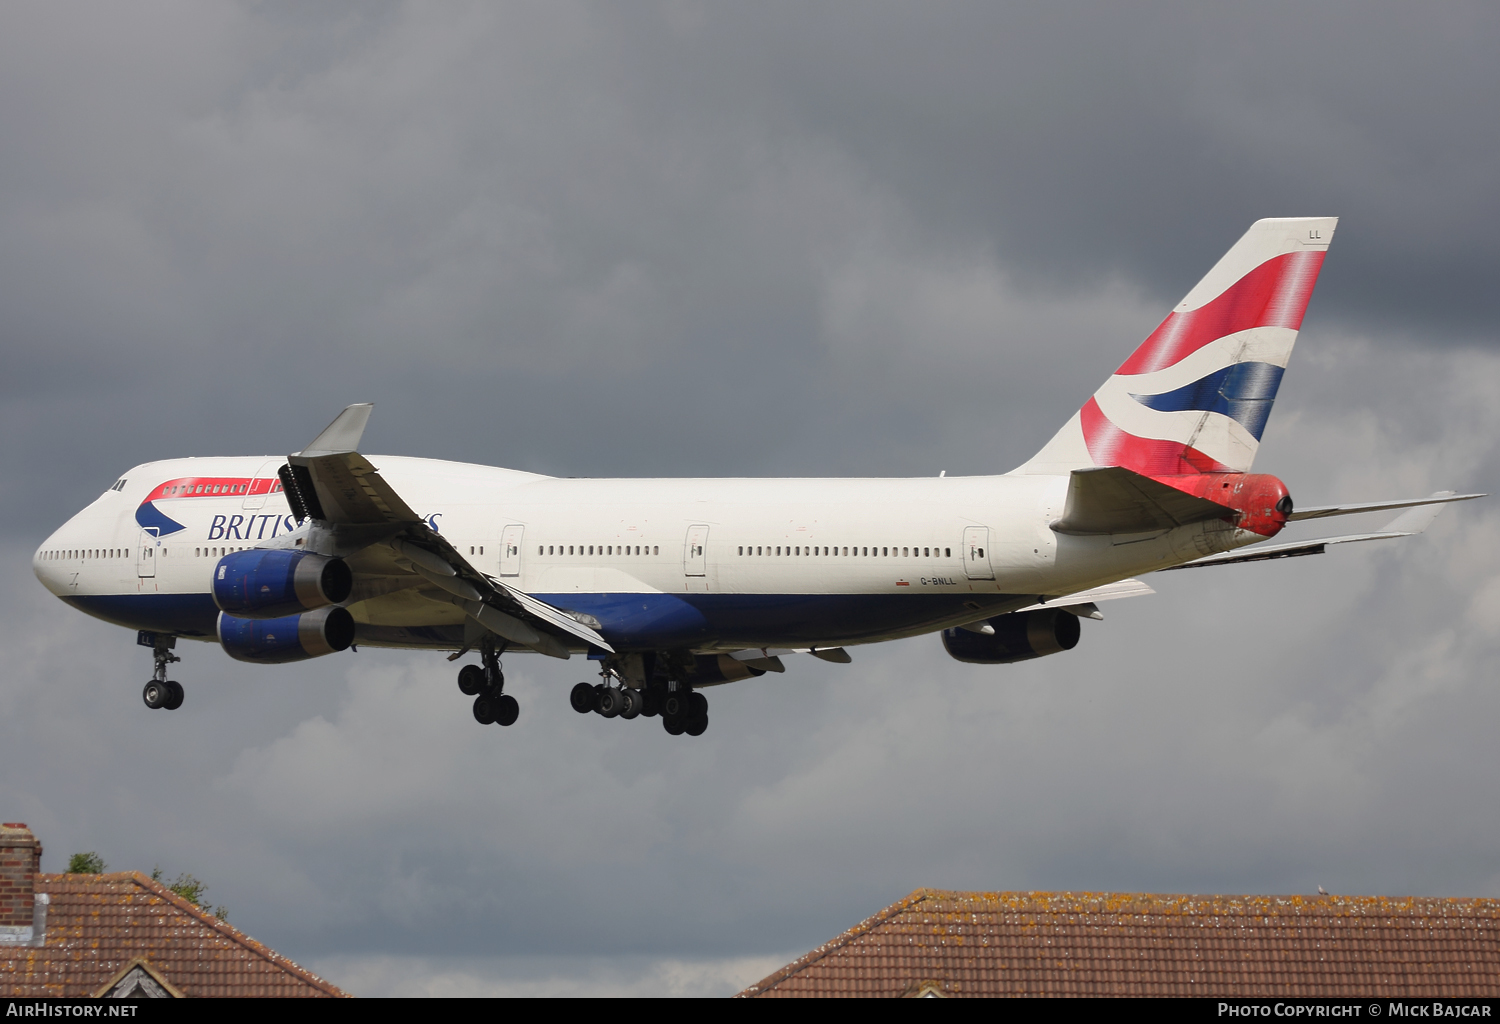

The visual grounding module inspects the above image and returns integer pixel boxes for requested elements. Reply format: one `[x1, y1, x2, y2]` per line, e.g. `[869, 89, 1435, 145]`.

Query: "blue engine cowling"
[212, 550, 352, 619]
[941, 608, 1081, 665]
[217, 606, 356, 664]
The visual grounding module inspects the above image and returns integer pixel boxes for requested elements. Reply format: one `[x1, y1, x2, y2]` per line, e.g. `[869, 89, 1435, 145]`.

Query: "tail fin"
[1014, 217, 1336, 476]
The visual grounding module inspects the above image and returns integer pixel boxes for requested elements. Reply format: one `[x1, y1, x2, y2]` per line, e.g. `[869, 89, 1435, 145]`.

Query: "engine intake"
[217, 606, 356, 664]
[941, 608, 1081, 665]
[212, 550, 352, 618]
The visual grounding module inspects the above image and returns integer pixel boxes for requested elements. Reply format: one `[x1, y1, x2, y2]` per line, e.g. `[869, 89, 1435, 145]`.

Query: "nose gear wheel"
[141, 634, 184, 711]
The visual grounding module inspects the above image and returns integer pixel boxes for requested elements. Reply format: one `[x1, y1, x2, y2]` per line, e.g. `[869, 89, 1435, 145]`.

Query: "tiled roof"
[0, 873, 347, 998]
[738, 888, 1500, 998]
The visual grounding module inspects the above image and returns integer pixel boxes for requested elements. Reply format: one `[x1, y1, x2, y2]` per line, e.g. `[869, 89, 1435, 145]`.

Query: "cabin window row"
[39, 548, 186, 560]
[736, 545, 953, 558]
[40, 549, 130, 560]
[158, 482, 271, 496]
[537, 545, 660, 556]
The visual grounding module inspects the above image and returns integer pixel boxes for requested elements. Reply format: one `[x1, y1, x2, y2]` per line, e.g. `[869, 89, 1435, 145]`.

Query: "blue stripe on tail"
[1130, 362, 1286, 440]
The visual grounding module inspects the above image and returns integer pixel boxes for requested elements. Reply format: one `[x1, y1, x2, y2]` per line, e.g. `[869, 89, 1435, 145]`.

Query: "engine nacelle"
[217, 606, 356, 664]
[941, 608, 1081, 665]
[212, 550, 352, 619]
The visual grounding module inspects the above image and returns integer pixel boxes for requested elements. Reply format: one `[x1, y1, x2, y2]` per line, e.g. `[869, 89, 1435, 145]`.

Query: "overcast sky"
[2, 1, 1498, 997]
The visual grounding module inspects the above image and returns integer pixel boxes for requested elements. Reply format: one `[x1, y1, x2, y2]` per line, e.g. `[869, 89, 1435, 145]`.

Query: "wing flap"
[1015, 578, 1156, 617]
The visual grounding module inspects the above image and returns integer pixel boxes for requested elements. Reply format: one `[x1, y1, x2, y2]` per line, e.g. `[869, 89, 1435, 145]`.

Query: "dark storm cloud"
[2, 1, 1498, 995]
[5, 2, 1497, 532]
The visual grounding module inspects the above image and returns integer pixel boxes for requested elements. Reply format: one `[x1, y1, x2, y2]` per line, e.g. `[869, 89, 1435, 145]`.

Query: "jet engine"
[941, 608, 1081, 665]
[217, 606, 356, 664]
[212, 550, 352, 618]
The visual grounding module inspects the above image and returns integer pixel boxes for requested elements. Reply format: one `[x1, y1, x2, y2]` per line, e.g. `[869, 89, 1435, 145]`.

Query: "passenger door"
[962, 526, 994, 580]
[242, 459, 284, 510]
[137, 528, 159, 579]
[500, 524, 525, 577]
[683, 525, 709, 577]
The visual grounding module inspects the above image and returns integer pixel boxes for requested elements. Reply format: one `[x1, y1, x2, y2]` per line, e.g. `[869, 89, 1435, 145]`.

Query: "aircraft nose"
[33, 515, 84, 596]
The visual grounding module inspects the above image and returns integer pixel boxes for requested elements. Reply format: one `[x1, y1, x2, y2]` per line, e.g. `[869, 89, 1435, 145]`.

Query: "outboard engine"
[212, 550, 352, 618]
[941, 608, 1081, 665]
[217, 606, 356, 664]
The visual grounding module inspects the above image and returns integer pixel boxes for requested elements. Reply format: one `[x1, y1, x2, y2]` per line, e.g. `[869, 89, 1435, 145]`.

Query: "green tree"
[151, 866, 227, 920]
[66, 852, 106, 874]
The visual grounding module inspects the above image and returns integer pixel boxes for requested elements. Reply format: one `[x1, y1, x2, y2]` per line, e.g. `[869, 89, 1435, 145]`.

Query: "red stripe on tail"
[1080, 398, 1231, 476]
[1116, 250, 1325, 376]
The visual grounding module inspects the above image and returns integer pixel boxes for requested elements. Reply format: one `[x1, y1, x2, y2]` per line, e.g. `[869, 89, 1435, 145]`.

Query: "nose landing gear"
[139, 632, 183, 711]
[462, 637, 518, 727]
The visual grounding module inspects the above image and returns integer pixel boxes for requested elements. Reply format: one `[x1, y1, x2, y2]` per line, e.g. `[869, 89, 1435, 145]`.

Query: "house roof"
[738, 888, 1500, 998]
[1, 872, 347, 998]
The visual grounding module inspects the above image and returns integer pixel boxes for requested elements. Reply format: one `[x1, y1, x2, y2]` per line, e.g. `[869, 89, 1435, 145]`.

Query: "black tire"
[640, 690, 661, 717]
[662, 714, 686, 736]
[472, 693, 497, 725]
[619, 688, 642, 720]
[688, 691, 708, 718]
[570, 682, 596, 714]
[163, 681, 184, 711]
[495, 694, 519, 727]
[662, 694, 683, 718]
[684, 714, 708, 737]
[142, 680, 167, 710]
[597, 687, 623, 718]
[458, 664, 486, 696]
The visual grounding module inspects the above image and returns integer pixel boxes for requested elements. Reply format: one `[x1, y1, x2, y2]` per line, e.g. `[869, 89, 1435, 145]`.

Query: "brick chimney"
[1, 823, 42, 930]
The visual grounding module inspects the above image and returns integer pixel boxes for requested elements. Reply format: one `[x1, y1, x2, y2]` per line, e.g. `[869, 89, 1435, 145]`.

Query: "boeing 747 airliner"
[32, 218, 1482, 735]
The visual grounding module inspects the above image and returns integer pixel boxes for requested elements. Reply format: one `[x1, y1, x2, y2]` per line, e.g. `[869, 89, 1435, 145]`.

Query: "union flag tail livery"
[33, 217, 1481, 735]
[1017, 217, 1336, 477]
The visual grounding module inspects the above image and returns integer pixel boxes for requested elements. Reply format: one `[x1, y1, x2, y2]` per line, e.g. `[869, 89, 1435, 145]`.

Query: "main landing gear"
[571, 669, 708, 737]
[140, 633, 184, 711]
[460, 637, 518, 727]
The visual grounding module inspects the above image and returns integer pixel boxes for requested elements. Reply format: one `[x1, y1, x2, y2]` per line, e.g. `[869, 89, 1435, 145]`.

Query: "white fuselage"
[34, 455, 1257, 653]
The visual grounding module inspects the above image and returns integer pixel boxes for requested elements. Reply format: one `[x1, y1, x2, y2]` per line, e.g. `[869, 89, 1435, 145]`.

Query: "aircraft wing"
[281, 404, 612, 658]
[1014, 578, 1156, 620]
[1160, 498, 1461, 571]
[1050, 466, 1234, 536]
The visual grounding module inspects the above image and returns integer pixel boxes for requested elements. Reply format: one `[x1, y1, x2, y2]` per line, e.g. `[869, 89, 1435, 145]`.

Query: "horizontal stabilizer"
[1288, 490, 1483, 521]
[1051, 467, 1234, 536]
[1162, 495, 1465, 571]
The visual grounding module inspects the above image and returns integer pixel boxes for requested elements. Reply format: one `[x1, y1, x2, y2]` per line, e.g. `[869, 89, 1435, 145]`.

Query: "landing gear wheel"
[688, 692, 708, 718]
[597, 687, 624, 718]
[684, 714, 708, 737]
[570, 682, 597, 714]
[662, 714, 686, 736]
[458, 664, 486, 696]
[163, 681, 184, 711]
[473, 693, 498, 725]
[640, 690, 661, 718]
[142, 680, 168, 710]
[619, 688, 642, 720]
[495, 694, 519, 727]
[662, 693, 684, 719]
